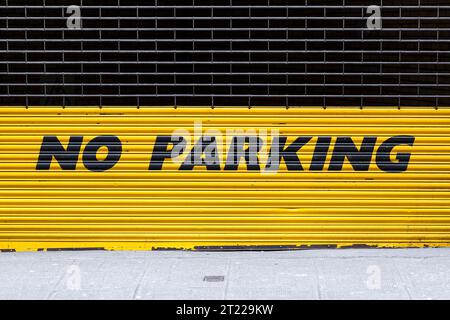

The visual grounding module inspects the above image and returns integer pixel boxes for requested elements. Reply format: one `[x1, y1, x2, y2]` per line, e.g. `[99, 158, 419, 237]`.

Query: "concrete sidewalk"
[0, 248, 449, 300]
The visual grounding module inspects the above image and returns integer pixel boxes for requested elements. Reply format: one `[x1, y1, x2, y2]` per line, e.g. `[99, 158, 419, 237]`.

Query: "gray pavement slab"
[0, 248, 449, 300]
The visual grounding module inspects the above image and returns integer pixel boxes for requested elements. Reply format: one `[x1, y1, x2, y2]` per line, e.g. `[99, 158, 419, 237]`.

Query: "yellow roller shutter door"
[1, 107, 449, 251]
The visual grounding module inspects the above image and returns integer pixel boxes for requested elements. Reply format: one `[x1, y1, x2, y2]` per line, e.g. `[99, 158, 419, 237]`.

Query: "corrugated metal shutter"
[1, 106, 449, 251]
[2, 2, 450, 251]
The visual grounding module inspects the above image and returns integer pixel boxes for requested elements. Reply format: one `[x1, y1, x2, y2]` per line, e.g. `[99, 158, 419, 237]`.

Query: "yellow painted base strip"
[2, 241, 450, 253]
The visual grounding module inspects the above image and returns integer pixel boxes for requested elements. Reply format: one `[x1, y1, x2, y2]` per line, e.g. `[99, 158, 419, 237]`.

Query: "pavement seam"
[131, 259, 150, 300]
[223, 259, 231, 300]
[393, 260, 413, 300]
[46, 259, 75, 300]
[313, 259, 323, 300]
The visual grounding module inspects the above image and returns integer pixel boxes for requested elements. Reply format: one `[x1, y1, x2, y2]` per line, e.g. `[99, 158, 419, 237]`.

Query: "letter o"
[82, 135, 122, 172]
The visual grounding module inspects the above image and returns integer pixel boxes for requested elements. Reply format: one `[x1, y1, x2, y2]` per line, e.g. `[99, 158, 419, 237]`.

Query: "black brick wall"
[1, 0, 449, 107]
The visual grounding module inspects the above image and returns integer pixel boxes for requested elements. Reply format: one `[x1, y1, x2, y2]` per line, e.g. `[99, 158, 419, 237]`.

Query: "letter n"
[36, 136, 83, 170]
[329, 136, 377, 171]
